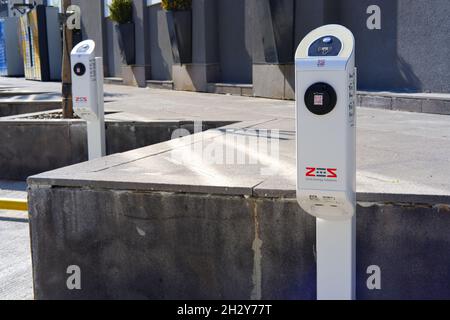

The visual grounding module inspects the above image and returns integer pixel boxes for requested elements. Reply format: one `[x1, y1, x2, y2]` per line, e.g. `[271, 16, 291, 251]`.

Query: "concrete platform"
[2, 77, 450, 116]
[27, 105, 450, 299]
[29, 108, 450, 201]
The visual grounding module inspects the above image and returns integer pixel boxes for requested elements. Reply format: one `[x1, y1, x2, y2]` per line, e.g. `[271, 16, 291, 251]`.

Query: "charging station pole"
[85, 57, 106, 160]
[71, 40, 106, 160]
[295, 25, 357, 300]
[316, 217, 355, 299]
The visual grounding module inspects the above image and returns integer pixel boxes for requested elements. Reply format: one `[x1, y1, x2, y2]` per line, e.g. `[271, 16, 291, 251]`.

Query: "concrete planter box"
[0, 118, 230, 181]
[252, 0, 294, 64]
[26, 114, 450, 299]
[27, 182, 450, 300]
[0, 101, 60, 117]
[165, 10, 192, 64]
[115, 22, 136, 65]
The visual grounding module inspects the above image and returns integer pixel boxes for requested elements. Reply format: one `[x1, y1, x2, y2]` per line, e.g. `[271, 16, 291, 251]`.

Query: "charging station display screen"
[77, 44, 90, 53]
[308, 36, 342, 57]
[73, 63, 86, 76]
[304, 83, 337, 115]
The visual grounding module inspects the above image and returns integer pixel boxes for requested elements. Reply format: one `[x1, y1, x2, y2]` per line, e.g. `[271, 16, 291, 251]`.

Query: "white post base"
[316, 216, 356, 300]
[86, 57, 106, 160]
[86, 120, 105, 160]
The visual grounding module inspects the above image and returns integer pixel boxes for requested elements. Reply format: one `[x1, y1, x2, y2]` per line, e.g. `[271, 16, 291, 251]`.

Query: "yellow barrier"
[0, 198, 28, 211]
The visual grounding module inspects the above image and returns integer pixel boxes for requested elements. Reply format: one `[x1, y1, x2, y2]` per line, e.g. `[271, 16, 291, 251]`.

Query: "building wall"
[148, 4, 173, 81]
[331, 0, 450, 92]
[396, 0, 450, 93]
[105, 18, 122, 78]
[217, 0, 252, 84]
[134, 0, 151, 80]
[0, 4, 8, 17]
[72, 0, 105, 58]
[192, 0, 218, 65]
[75, 0, 449, 93]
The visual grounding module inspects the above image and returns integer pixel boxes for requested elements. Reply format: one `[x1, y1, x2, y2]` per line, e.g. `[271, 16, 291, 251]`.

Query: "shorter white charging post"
[295, 25, 357, 300]
[71, 40, 106, 160]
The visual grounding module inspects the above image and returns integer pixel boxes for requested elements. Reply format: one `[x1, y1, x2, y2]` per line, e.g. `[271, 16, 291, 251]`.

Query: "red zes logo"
[306, 167, 337, 179]
[75, 97, 88, 102]
[317, 59, 326, 67]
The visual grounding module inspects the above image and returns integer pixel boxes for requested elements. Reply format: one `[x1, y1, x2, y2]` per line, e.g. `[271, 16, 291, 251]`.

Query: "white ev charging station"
[295, 25, 357, 300]
[71, 40, 106, 160]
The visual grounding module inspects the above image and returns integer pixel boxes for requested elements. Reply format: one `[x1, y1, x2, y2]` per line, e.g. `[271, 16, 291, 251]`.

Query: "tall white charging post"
[295, 25, 357, 300]
[71, 40, 106, 160]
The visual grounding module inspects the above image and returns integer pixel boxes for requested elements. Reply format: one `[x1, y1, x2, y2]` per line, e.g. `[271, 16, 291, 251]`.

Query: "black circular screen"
[304, 83, 337, 116]
[73, 63, 86, 76]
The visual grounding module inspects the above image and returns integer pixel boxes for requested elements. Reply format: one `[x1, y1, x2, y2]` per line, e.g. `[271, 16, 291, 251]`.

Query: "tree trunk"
[62, 0, 74, 118]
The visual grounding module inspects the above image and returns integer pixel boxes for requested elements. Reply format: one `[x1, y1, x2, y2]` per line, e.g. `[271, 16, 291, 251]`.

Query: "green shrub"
[109, 0, 133, 24]
[161, 0, 192, 11]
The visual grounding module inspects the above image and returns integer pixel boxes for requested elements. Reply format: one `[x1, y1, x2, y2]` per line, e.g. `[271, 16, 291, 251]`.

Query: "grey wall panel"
[148, 5, 173, 81]
[69, 0, 450, 93]
[336, 0, 407, 92]
[46, 7, 62, 81]
[4, 17, 24, 76]
[294, 0, 327, 54]
[334, 0, 450, 93]
[72, 0, 105, 59]
[396, 0, 450, 93]
[248, 0, 295, 64]
[133, 0, 151, 69]
[70, 0, 108, 76]
[192, 0, 219, 64]
[0, 4, 8, 17]
[217, 0, 252, 84]
[246, 0, 264, 64]
[105, 19, 122, 78]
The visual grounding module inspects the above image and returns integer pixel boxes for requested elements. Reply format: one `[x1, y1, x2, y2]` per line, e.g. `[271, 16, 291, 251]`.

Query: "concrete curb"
[0, 101, 61, 117]
[358, 92, 450, 115]
[139, 77, 450, 115]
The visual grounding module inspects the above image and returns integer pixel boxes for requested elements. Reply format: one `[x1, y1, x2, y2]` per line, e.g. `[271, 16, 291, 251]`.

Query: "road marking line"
[0, 198, 28, 212]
